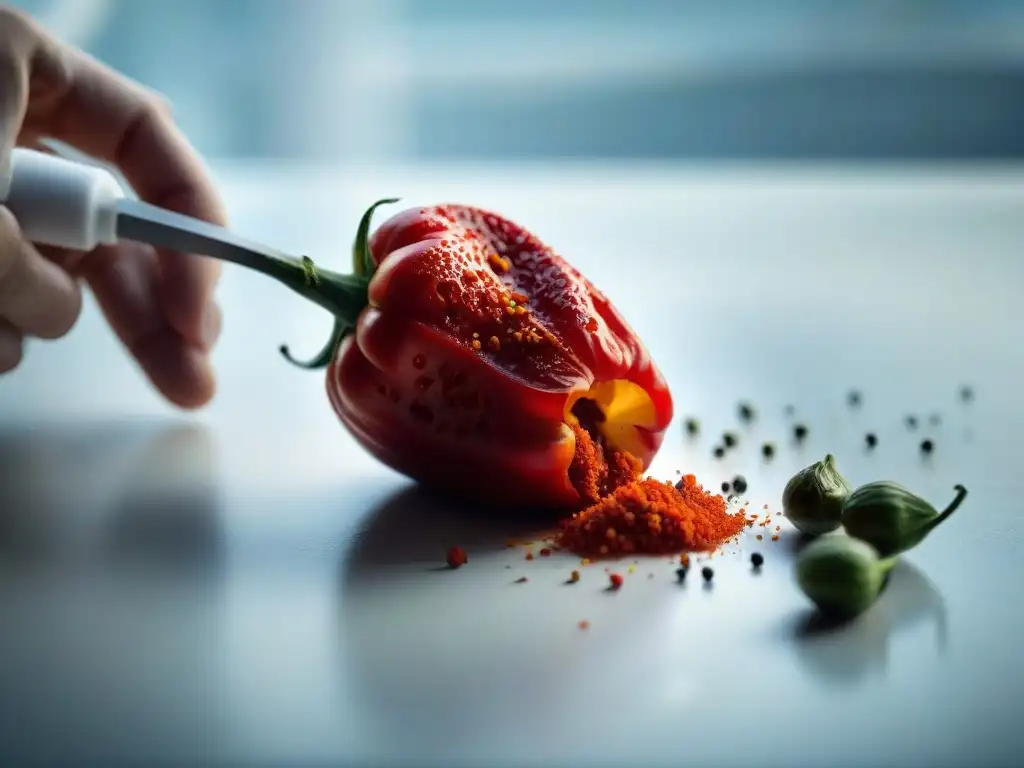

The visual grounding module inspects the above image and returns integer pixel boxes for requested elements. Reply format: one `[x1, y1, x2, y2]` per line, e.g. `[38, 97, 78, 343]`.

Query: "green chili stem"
[274, 198, 398, 369]
[273, 262, 367, 369]
[280, 316, 348, 369]
[878, 555, 899, 576]
[352, 198, 400, 278]
[230, 251, 370, 326]
[921, 484, 969, 534]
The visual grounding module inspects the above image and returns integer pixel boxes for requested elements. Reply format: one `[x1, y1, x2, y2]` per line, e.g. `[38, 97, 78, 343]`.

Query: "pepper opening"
[567, 397, 642, 507]
[565, 379, 658, 459]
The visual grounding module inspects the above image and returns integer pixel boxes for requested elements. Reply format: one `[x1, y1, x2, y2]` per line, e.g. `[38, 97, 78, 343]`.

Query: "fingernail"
[200, 303, 222, 351]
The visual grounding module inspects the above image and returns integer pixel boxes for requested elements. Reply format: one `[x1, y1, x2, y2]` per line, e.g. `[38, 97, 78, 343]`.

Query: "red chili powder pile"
[558, 417, 747, 558]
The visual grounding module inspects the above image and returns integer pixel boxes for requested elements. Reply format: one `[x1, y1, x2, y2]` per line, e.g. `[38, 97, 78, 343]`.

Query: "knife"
[0, 147, 303, 274]
[0, 147, 365, 321]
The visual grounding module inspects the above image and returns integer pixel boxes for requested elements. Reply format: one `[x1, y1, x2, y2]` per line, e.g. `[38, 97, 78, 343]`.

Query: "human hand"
[0, 6, 225, 408]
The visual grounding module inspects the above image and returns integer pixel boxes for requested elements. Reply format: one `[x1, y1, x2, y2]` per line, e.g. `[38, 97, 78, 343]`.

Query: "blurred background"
[2, 5, 1023, 764]
[11, 0, 1024, 163]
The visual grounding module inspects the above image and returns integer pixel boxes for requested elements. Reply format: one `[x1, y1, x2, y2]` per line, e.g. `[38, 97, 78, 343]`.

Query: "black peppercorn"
[675, 567, 687, 583]
[701, 566, 714, 583]
[959, 385, 974, 404]
[738, 402, 756, 423]
[865, 433, 878, 448]
[685, 418, 700, 436]
[847, 390, 862, 408]
[762, 442, 775, 459]
[723, 432, 738, 448]
[920, 439, 934, 454]
[721, 481, 730, 493]
[713, 446, 725, 459]
[794, 424, 808, 441]
[905, 415, 918, 430]
[750, 552, 764, 568]
[732, 475, 748, 494]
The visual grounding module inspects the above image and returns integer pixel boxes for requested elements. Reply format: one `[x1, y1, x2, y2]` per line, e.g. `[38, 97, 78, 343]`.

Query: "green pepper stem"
[270, 198, 398, 369]
[921, 484, 969, 534]
[226, 250, 369, 327]
[280, 316, 348, 369]
[273, 261, 368, 369]
[352, 198, 400, 278]
[878, 555, 899, 576]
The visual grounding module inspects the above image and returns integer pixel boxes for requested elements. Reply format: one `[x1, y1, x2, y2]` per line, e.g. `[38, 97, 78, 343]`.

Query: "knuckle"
[138, 94, 172, 132]
[146, 90, 173, 117]
[0, 46, 21, 89]
[0, 210, 28, 298]
[0, 252, 26, 300]
[118, 95, 171, 159]
[0, 326, 23, 374]
[44, 284, 82, 340]
[0, 6, 32, 39]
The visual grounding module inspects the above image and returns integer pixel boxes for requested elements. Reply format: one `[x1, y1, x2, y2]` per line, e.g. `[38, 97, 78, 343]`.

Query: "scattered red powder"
[558, 475, 748, 558]
[446, 546, 468, 568]
[578, 620, 591, 631]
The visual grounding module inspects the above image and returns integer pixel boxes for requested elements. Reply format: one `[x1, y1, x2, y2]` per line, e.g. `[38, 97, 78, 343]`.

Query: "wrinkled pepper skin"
[327, 205, 673, 509]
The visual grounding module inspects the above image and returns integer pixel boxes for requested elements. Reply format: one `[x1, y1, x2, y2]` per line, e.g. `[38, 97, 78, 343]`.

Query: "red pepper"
[266, 200, 672, 509]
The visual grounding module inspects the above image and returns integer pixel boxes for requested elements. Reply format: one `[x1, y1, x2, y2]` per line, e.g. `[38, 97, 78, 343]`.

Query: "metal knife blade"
[115, 197, 302, 270]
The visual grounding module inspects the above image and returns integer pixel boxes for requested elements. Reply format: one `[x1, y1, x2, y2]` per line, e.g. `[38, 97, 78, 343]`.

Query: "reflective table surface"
[1, 162, 1021, 767]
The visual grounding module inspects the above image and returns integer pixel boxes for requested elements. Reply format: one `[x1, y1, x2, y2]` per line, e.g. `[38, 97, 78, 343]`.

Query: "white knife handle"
[0, 148, 124, 251]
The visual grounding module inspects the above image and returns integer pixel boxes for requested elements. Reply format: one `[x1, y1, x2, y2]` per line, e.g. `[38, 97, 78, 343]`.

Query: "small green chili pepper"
[842, 482, 968, 558]
[796, 536, 896, 619]
[782, 454, 853, 536]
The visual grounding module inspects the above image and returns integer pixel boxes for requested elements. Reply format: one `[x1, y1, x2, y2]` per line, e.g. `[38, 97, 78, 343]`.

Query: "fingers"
[38, 46, 225, 350]
[78, 241, 216, 409]
[0, 12, 223, 406]
[0, 9, 78, 380]
[0, 317, 23, 373]
[0, 206, 80, 339]
[0, 8, 34, 161]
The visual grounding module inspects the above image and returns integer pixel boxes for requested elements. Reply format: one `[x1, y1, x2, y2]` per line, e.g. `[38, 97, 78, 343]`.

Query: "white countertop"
[0, 162, 1021, 767]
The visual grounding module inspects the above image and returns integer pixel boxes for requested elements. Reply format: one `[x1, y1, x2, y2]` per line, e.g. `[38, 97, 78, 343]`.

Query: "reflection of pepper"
[275, 201, 673, 509]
